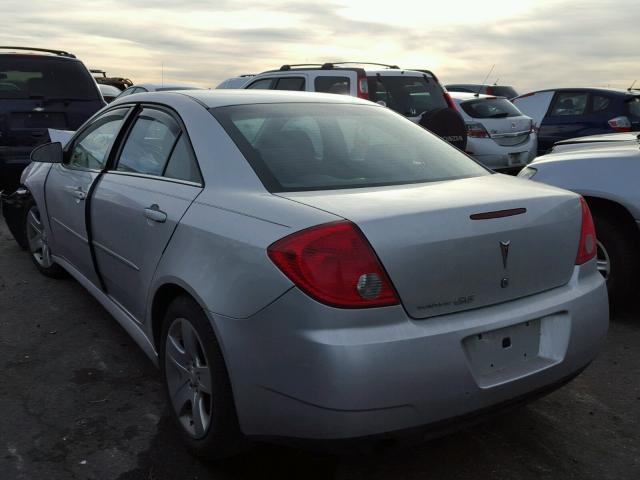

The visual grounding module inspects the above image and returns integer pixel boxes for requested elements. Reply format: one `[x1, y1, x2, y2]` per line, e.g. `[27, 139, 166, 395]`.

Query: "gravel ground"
[0, 218, 638, 480]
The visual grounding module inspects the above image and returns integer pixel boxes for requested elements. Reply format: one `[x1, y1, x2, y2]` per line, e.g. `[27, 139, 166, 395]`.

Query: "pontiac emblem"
[500, 240, 510, 269]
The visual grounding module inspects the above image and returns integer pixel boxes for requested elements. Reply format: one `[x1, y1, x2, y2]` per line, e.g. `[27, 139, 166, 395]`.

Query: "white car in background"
[216, 75, 254, 89]
[450, 92, 537, 171]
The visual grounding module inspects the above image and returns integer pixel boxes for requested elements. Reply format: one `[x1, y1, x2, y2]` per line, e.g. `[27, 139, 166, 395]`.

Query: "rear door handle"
[66, 186, 86, 201]
[144, 204, 167, 223]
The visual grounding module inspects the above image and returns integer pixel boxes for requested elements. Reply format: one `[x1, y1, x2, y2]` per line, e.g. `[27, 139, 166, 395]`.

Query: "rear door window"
[163, 134, 202, 183]
[274, 77, 305, 91]
[0, 56, 99, 100]
[367, 75, 448, 117]
[592, 95, 611, 112]
[548, 92, 588, 116]
[116, 109, 180, 176]
[315, 76, 350, 95]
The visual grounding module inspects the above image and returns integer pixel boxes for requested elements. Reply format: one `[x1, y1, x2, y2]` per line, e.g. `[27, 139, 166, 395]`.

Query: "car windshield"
[0, 56, 99, 100]
[211, 103, 488, 192]
[367, 75, 448, 117]
[460, 98, 524, 119]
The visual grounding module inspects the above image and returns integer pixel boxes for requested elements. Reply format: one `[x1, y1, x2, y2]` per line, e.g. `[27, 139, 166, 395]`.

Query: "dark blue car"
[0, 47, 105, 192]
[512, 87, 640, 155]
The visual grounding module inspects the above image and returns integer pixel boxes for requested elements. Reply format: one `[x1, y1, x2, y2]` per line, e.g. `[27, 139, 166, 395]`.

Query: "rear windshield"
[210, 103, 487, 192]
[367, 75, 448, 117]
[627, 96, 640, 118]
[460, 98, 523, 119]
[0, 56, 99, 100]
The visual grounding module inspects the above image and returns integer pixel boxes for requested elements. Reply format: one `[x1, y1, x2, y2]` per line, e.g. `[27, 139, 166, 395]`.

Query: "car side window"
[116, 109, 180, 176]
[163, 134, 202, 183]
[247, 79, 274, 89]
[315, 76, 350, 95]
[549, 92, 588, 116]
[274, 77, 305, 91]
[65, 109, 128, 170]
[592, 95, 611, 112]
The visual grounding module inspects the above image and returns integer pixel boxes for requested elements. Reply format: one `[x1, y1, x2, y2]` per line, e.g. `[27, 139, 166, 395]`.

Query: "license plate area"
[508, 151, 526, 166]
[462, 314, 569, 388]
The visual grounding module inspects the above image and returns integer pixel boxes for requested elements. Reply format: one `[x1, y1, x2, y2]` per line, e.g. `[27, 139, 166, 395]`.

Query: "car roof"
[448, 91, 499, 101]
[146, 89, 381, 109]
[135, 83, 202, 91]
[519, 87, 638, 97]
[0, 46, 78, 60]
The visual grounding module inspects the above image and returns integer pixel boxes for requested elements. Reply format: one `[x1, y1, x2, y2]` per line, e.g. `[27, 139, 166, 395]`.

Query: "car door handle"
[144, 205, 167, 223]
[66, 187, 86, 201]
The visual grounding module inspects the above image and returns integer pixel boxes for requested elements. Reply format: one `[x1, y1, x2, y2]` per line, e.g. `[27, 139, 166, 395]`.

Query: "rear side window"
[247, 79, 274, 89]
[460, 98, 523, 119]
[116, 109, 180, 176]
[164, 134, 202, 183]
[367, 75, 448, 117]
[315, 76, 350, 95]
[592, 95, 611, 112]
[0, 56, 99, 100]
[211, 103, 487, 192]
[627, 97, 640, 118]
[549, 92, 588, 116]
[275, 77, 305, 91]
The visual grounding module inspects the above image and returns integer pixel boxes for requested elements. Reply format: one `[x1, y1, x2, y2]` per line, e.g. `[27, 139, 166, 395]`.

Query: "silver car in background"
[520, 135, 640, 308]
[6, 90, 608, 458]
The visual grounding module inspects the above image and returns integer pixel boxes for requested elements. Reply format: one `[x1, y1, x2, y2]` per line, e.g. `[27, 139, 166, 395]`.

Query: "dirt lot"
[1, 218, 638, 480]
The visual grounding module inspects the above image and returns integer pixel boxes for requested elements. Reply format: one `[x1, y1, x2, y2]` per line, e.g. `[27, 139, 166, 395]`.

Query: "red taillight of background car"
[268, 221, 399, 308]
[357, 72, 369, 100]
[443, 90, 456, 110]
[466, 122, 490, 138]
[608, 115, 631, 132]
[575, 197, 597, 265]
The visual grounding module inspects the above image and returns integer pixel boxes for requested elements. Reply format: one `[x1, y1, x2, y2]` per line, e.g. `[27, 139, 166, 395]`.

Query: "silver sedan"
[3, 90, 608, 458]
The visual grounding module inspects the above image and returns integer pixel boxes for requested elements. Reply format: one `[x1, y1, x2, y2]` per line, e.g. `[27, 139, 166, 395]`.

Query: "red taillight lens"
[443, 90, 456, 110]
[608, 115, 631, 132]
[466, 122, 490, 138]
[357, 73, 369, 100]
[575, 197, 597, 265]
[267, 221, 399, 308]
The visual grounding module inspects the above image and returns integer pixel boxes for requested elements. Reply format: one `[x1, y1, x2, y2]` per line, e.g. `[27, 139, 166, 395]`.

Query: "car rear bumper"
[210, 262, 608, 440]
[467, 137, 537, 169]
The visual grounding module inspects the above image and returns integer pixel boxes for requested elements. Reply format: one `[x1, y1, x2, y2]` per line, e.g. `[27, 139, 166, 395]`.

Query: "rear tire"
[24, 200, 65, 278]
[592, 211, 640, 309]
[160, 294, 244, 459]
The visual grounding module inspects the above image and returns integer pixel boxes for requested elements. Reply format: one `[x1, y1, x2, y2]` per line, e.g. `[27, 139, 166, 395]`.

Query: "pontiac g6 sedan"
[3, 90, 608, 458]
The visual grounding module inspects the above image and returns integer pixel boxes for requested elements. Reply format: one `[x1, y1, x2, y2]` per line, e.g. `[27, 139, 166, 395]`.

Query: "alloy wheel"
[596, 239, 611, 280]
[164, 318, 213, 439]
[26, 206, 53, 268]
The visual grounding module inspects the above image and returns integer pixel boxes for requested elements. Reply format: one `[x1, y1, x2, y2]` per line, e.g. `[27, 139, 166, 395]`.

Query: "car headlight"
[518, 166, 538, 179]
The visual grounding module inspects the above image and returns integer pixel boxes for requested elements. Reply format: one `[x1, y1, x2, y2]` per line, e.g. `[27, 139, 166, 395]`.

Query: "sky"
[1, 0, 638, 93]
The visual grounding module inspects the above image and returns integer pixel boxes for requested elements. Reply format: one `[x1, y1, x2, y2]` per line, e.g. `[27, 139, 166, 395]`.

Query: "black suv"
[0, 47, 105, 192]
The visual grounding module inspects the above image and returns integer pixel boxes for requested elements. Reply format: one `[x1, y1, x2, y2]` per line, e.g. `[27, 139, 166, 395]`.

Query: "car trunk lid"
[280, 175, 581, 318]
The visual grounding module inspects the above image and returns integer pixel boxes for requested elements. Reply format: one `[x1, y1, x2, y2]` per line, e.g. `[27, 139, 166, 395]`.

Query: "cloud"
[0, 0, 638, 92]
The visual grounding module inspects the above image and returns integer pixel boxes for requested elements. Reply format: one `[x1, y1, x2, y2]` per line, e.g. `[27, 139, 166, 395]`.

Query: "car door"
[45, 107, 130, 286]
[90, 106, 203, 322]
[538, 91, 589, 153]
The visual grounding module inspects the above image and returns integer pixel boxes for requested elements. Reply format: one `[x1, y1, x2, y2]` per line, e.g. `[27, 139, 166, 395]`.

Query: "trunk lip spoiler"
[470, 208, 527, 220]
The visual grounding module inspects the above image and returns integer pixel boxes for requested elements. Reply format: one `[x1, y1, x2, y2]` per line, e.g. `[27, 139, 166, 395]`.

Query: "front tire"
[592, 212, 640, 309]
[24, 201, 65, 278]
[160, 295, 244, 459]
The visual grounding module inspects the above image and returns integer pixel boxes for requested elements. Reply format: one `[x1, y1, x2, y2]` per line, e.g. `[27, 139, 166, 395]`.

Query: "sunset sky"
[2, 0, 638, 92]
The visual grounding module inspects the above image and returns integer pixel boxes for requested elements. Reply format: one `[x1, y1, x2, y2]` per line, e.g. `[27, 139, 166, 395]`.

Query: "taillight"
[357, 73, 369, 100]
[466, 122, 490, 138]
[575, 197, 597, 265]
[267, 221, 399, 308]
[608, 116, 631, 132]
[443, 90, 456, 109]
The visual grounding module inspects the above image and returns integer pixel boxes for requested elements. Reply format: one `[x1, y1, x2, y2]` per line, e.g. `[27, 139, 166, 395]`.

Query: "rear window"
[627, 97, 640, 118]
[460, 98, 523, 119]
[315, 76, 350, 95]
[0, 56, 99, 100]
[367, 75, 448, 117]
[210, 103, 487, 192]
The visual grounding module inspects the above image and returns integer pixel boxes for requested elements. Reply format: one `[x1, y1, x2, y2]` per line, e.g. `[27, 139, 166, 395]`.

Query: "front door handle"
[144, 204, 167, 223]
[66, 186, 86, 201]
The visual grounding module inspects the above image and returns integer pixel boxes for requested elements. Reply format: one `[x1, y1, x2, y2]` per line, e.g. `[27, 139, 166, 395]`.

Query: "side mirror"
[31, 142, 63, 163]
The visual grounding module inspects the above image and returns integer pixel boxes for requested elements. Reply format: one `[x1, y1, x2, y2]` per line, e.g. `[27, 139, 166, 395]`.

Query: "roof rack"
[279, 63, 335, 71]
[0, 46, 76, 58]
[330, 62, 400, 69]
[278, 62, 401, 72]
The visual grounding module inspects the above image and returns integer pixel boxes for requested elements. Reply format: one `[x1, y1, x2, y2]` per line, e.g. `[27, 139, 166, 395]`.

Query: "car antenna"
[475, 64, 495, 97]
[628, 79, 637, 91]
[494, 77, 499, 85]
[161, 61, 164, 88]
